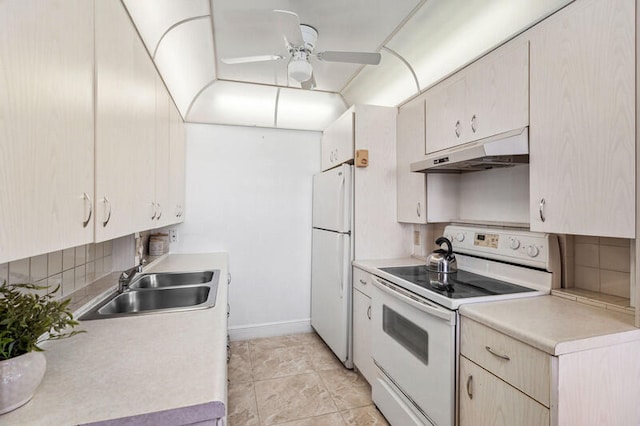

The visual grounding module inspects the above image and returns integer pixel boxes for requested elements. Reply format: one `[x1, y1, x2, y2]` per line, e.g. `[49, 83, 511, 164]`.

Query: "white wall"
[171, 123, 321, 339]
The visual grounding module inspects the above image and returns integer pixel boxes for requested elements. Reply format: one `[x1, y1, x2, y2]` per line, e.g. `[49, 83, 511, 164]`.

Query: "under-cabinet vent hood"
[410, 127, 529, 173]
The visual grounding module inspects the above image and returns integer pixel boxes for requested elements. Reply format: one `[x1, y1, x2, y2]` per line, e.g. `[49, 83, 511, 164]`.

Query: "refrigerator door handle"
[337, 171, 345, 230]
[337, 236, 344, 298]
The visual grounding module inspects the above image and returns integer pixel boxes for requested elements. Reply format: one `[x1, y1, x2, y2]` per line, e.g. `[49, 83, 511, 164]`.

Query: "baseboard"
[228, 318, 312, 341]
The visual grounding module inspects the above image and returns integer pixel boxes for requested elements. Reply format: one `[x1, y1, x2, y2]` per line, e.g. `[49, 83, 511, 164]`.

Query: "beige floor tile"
[229, 341, 254, 383]
[341, 406, 389, 426]
[306, 341, 344, 371]
[249, 333, 322, 352]
[272, 412, 346, 426]
[251, 345, 315, 380]
[228, 381, 260, 426]
[318, 368, 372, 410]
[254, 372, 338, 425]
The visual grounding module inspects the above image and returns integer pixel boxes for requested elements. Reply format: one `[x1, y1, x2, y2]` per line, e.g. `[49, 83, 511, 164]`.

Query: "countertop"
[459, 296, 640, 356]
[2, 253, 229, 426]
[354, 257, 640, 356]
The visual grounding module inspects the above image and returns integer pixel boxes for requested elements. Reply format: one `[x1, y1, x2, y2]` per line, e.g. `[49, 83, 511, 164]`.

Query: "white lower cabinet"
[459, 356, 549, 426]
[459, 316, 640, 426]
[352, 267, 375, 384]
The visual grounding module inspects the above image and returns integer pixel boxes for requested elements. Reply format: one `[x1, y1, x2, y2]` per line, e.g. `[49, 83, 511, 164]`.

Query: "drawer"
[353, 266, 371, 295]
[459, 356, 549, 426]
[460, 317, 551, 407]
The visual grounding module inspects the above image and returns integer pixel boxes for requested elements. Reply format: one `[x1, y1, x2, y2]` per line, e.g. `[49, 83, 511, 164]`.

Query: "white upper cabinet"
[154, 73, 171, 228]
[321, 108, 354, 171]
[168, 100, 186, 223]
[0, 0, 95, 263]
[529, 0, 635, 238]
[425, 41, 529, 155]
[95, 0, 157, 242]
[396, 97, 427, 223]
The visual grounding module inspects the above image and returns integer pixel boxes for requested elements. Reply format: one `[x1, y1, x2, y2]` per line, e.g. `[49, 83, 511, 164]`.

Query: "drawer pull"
[486, 346, 511, 361]
[359, 279, 367, 285]
[466, 375, 473, 399]
[367, 305, 371, 320]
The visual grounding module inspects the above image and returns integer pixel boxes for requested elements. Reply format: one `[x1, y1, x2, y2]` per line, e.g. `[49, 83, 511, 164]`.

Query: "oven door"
[370, 275, 456, 426]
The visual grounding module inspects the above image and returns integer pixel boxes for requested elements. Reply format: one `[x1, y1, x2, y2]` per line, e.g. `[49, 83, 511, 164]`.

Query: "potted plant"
[0, 281, 84, 414]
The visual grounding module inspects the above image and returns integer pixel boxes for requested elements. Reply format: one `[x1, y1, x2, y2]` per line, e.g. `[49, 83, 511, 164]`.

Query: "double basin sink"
[79, 270, 220, 320]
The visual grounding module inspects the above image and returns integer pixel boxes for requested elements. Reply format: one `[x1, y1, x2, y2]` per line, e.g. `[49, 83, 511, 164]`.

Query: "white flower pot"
[0, 352, 46, 414]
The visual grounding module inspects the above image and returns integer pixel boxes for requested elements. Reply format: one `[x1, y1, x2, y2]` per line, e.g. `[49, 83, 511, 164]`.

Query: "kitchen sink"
[79, 269, 220, 320]
[129, 271, 214, 289]
[97, 286, 210, 315]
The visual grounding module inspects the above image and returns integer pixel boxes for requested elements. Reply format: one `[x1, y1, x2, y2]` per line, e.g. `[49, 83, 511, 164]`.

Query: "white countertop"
[354, 257, 640, 356]
[459, 295, 640, 356]
[3, 253, 229, 425]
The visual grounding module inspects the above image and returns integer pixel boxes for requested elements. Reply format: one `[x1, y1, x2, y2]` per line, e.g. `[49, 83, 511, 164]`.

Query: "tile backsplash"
[0, 242, 114, 298]
[573, 236, 631, 299]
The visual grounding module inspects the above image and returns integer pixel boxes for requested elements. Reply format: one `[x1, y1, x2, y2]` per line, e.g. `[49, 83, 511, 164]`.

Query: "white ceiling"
[122, 0, 573, 131]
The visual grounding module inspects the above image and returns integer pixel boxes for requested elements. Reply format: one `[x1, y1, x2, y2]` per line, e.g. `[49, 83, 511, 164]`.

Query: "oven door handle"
[371, 276, 455, 323]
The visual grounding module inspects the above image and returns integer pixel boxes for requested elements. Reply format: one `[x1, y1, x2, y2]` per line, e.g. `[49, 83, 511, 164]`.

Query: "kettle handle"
[435, 237, 454, 257]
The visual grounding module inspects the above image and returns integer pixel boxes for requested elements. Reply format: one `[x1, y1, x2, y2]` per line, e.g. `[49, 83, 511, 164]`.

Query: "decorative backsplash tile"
[573, 237, 631, 299]
[0, 241, 115, 298]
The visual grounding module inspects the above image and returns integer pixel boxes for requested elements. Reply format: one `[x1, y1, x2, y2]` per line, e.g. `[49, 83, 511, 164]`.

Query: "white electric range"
[368, 224, 560, 426]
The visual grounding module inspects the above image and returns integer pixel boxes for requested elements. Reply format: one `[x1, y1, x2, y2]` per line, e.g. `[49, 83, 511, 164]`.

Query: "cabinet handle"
[227, 273, 232, 285]
[466, 375, 473, 399]
[367, 305, 371, 320]
[359, 279, 367, 285]
[470, 114, 477, 133]
[485, 346, 511, 361]
[156, 203, 162, 220]
[455, 120, 461, 138]
[82, 193, 92, 228]
[102, 196, 111, 227]
[151, 202, 157, 220]
[416, 202, 421, 218]
[539, 198, 546, 223]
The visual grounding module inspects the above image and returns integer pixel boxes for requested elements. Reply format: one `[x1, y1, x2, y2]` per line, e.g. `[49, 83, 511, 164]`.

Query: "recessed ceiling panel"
[188, 81, 278, 128]
[276, 89, 347, 131]
[123, 0, 210, 55]
[387, 0, 573, 92]
[342, 49, 419, 107]
[154, 18, 216, 116]
[212, 0, 422, 92]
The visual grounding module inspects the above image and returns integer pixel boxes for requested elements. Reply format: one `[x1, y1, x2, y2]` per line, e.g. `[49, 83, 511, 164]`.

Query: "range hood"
[410, 127, 529, 173]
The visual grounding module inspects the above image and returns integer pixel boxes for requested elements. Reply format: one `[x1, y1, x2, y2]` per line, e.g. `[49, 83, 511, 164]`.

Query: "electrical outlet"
[169, 229, 178, 243]
[413, 230, 420, 246]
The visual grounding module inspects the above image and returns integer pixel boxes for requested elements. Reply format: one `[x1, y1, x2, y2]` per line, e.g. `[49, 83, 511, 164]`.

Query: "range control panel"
[443, 225, 558, 271]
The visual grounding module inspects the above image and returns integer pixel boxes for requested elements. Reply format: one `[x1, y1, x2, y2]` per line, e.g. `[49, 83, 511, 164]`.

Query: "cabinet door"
[466, 41, 529, 141]
[321, 109, 354, 171]
[396, 98, 427, 224]
[0, 0, 94, 263]
[95, 0, 157, 242]
[154, 74, 171, 228]
[425, 76, 466, 154]
[529, 0, 635, 238]
[459, 356, 549, 426]
[353, 287, 374, 385]
[168, 101, 186, 223]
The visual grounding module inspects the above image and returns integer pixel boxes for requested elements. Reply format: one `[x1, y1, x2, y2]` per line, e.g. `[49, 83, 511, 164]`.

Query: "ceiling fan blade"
[316, 51, 382, 65]
[221, 55, 285, 65]
[273, 9, 304, 47]
[301, 73, 316, 90]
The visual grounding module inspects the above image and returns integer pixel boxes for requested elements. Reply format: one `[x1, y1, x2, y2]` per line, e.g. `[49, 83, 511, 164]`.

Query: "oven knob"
[509, 238, 521, 250]
[527, 245, 540, 258]
[455, 232, 465, 242]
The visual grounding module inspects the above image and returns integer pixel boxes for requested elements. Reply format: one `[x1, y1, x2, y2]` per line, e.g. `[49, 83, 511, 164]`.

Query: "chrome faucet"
[118, 259, 146, 293]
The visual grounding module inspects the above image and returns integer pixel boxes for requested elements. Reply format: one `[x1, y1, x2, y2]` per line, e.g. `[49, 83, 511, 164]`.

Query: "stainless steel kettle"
[427, 237, 457, 273]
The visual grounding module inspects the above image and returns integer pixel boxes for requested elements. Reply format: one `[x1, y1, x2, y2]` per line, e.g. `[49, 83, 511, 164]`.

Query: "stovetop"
[379, 265, 536, 300]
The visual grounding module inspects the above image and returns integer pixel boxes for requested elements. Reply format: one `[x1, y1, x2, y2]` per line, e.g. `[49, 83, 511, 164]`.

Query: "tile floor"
[227, 332, 389, 426]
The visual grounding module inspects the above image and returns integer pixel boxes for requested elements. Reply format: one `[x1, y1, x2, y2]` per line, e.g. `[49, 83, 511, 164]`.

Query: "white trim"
[228, 319, 312, 341]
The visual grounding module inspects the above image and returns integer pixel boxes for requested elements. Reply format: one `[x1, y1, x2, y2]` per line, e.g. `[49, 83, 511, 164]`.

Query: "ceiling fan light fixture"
[288, 59, 313, 82]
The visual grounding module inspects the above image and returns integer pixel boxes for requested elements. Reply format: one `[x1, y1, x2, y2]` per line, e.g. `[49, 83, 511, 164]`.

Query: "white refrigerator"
[311, 164, 353, 368]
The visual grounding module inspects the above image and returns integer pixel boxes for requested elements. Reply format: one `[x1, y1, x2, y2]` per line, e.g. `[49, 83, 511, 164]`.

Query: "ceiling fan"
[220, 10, 382, 90]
